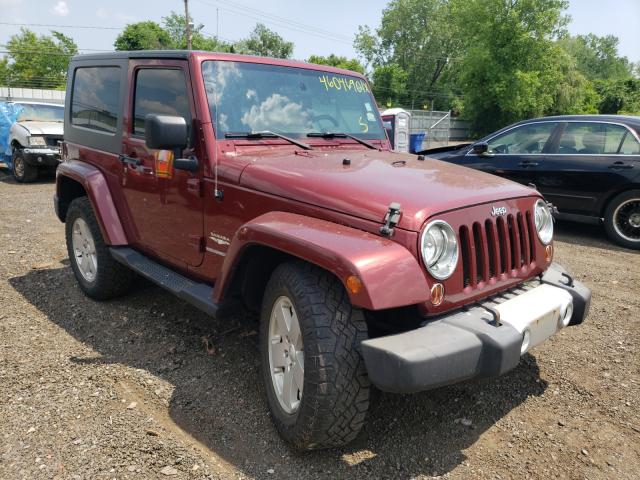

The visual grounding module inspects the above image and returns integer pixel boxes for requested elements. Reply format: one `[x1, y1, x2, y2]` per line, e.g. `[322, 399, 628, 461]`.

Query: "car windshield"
[16, 104, 64, 122]
[202, 60, 385, 141]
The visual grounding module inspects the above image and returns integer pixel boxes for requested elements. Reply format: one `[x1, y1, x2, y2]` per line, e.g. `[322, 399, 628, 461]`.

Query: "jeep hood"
[17, 121, 63, 136]
[239, 149, 537, 232]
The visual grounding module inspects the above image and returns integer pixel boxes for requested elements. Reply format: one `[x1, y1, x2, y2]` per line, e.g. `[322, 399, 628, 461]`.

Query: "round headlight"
[534, 199, 553, 244]
[420, 220, 458, 280]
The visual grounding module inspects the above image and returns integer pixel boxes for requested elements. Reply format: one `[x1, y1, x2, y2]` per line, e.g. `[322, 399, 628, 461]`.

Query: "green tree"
[595, 78, 640, 114]
[161, 11, 233, 51]
[451, 0, 578, 134]
[355, 0, 463, 109]
[371, 64, 408, 107]
[235, 24, 293, 58]
[307, 54, 365, 74]
[2, 28, 77, 89]
[559, 34, 633, 81]
[114, 21, 172, 51]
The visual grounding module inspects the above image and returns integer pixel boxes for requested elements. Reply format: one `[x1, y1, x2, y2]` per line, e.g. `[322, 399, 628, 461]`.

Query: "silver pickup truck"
[5, 101, 64, 182]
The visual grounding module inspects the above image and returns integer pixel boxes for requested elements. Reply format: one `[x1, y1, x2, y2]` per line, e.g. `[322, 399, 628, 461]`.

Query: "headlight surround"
[534, 199, 553, 244]
[420, 220, 459, 280]
[28, 135, 47, 147]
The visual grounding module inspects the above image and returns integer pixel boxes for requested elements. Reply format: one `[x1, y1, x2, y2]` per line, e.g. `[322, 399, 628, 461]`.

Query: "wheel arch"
[600, 184, 640, 218]
[213, 212, 430, 311]
[56, 160, 128, 245]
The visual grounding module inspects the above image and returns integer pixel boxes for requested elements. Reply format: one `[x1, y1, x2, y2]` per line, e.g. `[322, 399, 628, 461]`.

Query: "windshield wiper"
[225, 131, 313, 150]
[307, 132, 378, 150]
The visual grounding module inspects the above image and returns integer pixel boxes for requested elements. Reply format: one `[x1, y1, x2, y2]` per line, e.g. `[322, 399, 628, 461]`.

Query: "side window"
[133, 68, 191, 136]
[619, 132, 640, 155]
[558, 122, 630, 155]
[71, 67, 121, 133]
[487, 123, 557, 154]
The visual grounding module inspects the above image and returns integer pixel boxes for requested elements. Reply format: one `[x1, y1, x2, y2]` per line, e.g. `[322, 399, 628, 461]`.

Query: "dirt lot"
[0, 170, 638, 480]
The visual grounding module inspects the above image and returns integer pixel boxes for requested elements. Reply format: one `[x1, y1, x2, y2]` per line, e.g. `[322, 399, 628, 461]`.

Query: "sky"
[0, 0, 639, 63]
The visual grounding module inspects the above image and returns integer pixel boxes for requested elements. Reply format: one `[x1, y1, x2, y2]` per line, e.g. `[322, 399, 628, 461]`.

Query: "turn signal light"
[346, 275, 363, 295]
[430, 283, 445, 306]
[545, 244, 553, 263]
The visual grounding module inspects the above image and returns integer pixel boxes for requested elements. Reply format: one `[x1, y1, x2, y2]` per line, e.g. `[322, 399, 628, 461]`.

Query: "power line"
[203, 0, 352, 41]
[0, 21, 122, 30]
[193, 0, 353, 45]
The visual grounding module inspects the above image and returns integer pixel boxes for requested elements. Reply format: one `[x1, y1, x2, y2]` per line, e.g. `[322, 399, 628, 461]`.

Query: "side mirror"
[472, 142, 491, 156]
[144, 114, 188, 150]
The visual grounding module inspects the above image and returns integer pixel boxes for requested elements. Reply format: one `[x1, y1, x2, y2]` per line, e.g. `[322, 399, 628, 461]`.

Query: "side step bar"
[110, 247, 218, 317]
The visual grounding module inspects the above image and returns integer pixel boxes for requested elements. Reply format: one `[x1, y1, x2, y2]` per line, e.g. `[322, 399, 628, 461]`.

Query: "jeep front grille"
[459, 210, 536, 288]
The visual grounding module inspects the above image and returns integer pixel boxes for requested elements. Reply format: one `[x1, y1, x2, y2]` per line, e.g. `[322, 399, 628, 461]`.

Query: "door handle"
[518, 160, 539, 167]
[119, 154, 141, 167]
[608, 161, 633, 169]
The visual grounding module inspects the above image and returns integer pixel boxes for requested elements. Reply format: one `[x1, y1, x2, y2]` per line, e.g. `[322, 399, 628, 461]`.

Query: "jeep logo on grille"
[491, 206, 507, 216]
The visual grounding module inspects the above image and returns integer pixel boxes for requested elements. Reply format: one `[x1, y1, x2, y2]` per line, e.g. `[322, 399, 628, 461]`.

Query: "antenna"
[212, 69, 222, 201]
[184, 0, 192, 50]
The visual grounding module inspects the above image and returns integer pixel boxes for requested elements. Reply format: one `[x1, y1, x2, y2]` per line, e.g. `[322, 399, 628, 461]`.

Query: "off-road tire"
[65, 197, 136, 299]
[259, 261, 371, 450]
[12, 150, 37, 183]
[603, 189, 640, 250]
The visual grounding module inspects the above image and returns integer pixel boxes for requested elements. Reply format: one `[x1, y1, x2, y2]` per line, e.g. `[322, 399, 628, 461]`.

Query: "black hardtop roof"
[71, 50, 192, 61]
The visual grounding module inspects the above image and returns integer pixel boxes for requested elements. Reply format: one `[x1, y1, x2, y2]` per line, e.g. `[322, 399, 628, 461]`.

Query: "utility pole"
[216, 8, 219, 40]
[184, 0, 192, 50]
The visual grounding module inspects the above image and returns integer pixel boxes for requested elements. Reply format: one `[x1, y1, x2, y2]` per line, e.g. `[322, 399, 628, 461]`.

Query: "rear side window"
[71, 67, 121, 134]
[558, 122, 630, 155]
[619, 132, 640, 155]
[133, 68, 191, 136]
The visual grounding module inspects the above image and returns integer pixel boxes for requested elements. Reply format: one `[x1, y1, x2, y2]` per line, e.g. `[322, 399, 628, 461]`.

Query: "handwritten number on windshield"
[318, 75, 370, 94]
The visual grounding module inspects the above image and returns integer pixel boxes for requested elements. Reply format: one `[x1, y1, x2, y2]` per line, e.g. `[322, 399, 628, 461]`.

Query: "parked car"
[419, 115, 640, 249]
[3, 101, 64, 182]
[55, 51, 590, 450]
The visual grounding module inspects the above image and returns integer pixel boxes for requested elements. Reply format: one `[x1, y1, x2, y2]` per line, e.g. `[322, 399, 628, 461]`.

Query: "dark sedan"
[420, 115, 640, 249]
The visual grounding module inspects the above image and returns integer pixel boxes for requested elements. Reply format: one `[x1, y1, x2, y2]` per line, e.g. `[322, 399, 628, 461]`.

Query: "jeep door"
[528, 121, 640, 217]
[120, 60, 204, 267]
[460, 121, 561, 187]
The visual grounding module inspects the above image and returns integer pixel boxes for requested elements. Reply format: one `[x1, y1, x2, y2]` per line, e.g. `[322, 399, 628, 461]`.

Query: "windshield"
[16, 104, 64, 122]
[202, 61, 385, 140]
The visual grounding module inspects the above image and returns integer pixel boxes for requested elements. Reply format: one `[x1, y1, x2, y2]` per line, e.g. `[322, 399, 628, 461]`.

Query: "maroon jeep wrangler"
[55, 50, 590, 449]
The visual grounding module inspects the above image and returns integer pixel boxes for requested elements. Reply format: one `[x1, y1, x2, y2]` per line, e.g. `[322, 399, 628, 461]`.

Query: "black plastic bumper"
[23, 150, 61, 167]
[360, 262, 591, 394]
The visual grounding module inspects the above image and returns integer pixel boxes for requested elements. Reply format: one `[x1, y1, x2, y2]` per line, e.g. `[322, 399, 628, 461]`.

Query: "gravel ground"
[1, 170, 638, 480]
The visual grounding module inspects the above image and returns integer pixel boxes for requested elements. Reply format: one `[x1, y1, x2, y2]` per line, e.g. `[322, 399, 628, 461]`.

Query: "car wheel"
[260, 261, 371, 450]
[604, 189, 640, 250]
[12, 150, 37, 183]
[65, 197, 136, 299]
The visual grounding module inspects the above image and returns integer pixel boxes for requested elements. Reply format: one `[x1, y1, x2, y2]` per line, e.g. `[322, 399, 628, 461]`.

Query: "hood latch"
[379, 202, 401, 237]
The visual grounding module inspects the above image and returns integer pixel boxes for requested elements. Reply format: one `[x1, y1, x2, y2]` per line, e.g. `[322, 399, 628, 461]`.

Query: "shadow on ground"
[554, 219, 632, 252]
[0, 166, 56, 184]
[10, 264, 549, 479]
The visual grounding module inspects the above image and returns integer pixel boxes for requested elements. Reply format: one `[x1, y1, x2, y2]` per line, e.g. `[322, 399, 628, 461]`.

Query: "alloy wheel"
[71, 217, 98, 282]
[268, 295, 304, 414]
[613, 198, 640, 243]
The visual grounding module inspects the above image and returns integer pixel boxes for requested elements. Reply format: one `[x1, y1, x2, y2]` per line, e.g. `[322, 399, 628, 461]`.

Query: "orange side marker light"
[346, 275, 363, 295]
[430, 283, 445, 306]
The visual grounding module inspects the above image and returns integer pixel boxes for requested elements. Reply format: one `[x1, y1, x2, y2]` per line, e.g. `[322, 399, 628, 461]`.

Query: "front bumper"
[22, 148, 61, 167]
[360, 262, 590, 393]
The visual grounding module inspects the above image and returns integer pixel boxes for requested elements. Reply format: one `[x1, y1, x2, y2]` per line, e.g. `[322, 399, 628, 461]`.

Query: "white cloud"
[52, 0, 69, 16]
